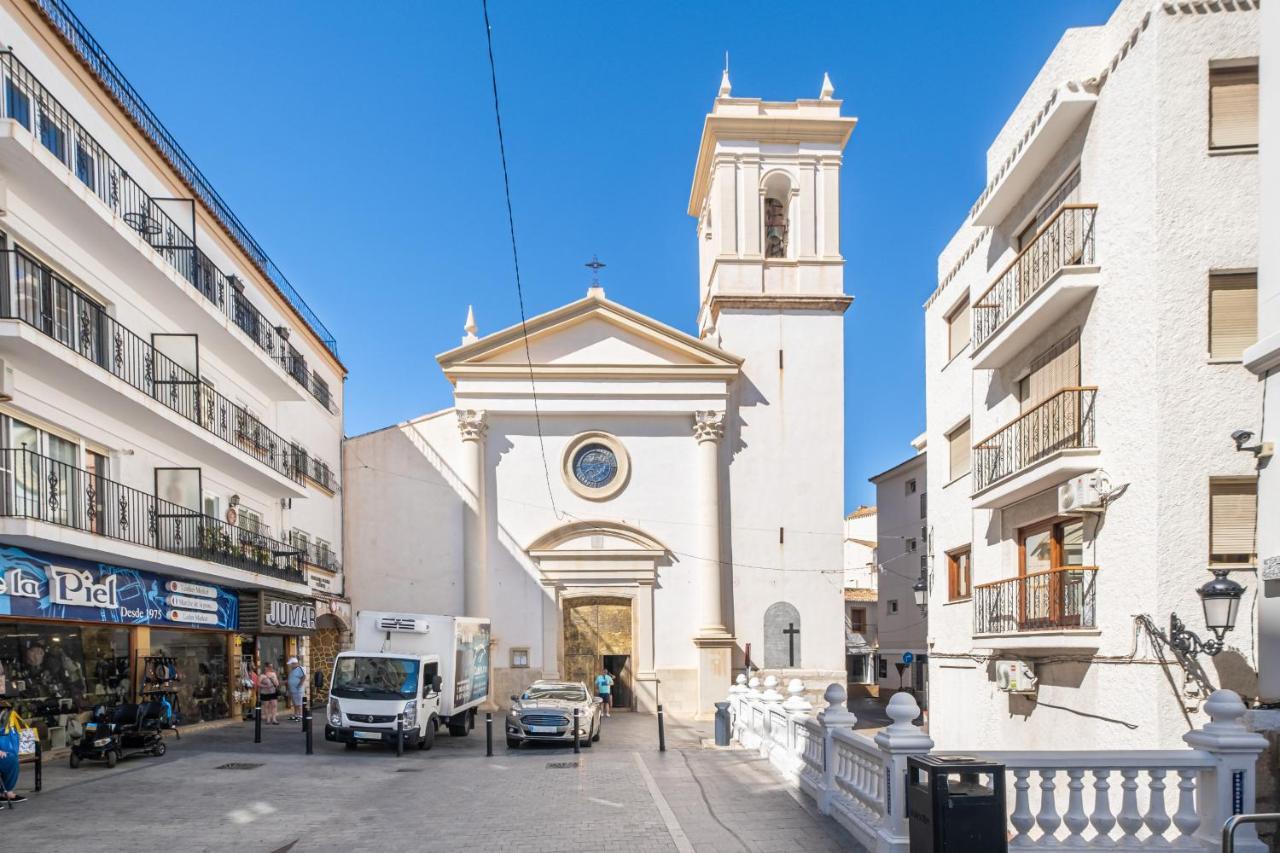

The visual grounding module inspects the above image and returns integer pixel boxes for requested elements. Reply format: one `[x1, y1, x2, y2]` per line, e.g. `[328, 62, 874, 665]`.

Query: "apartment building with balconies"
[924, 0, 1261, 751]
[0, 0, 348, 736]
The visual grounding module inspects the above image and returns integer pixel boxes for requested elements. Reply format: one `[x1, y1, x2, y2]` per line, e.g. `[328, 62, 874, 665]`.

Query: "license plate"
[84, 723, 97, 732]
[529, 725, 558, 734]
[354, 730, 382, 740]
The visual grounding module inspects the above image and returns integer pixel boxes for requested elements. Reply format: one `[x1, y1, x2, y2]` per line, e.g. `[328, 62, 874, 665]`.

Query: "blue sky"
[75, 0, 1117, 508]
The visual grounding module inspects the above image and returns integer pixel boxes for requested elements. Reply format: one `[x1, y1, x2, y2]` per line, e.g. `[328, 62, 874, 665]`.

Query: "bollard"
[485, 712, 493, 757]
[714, 701, 731, 746]
[573, 708, 581, 754]
[254, 703, 262, 744]
[301, 697, 308, 732]
[304, 701, 313, 755]
[657, 703, 666, 752]
[396, 713, 404, 758]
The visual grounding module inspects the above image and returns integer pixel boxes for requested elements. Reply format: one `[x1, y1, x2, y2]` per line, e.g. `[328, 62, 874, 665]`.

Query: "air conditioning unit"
[376, 615, 430, 634]
[1058, 471, 1107, 514]
[995, 660, 1038, 694]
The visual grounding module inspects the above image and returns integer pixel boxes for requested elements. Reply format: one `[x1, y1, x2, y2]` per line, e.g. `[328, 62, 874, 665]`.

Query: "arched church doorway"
[563, 596, 633, 710]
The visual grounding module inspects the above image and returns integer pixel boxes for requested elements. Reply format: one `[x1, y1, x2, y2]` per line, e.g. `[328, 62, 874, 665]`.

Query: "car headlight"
[328, 697, 341, 726]
[510, 708, 522, 718]
[402, 700, 417, 726]
[93, 737, 112, 747]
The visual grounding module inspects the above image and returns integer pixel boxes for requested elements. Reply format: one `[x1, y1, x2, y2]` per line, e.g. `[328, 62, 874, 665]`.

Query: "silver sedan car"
[505, 680, 603, 748]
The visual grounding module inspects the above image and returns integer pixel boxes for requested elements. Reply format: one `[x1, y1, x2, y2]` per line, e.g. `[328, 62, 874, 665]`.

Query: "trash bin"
[713, 701, 731, 746]
[907, 754, 1008, 853]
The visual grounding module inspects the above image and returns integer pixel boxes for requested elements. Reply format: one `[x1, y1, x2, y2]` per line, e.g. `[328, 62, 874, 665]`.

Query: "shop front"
[237, 591, 316, 713]
[0, 544, 238, 747]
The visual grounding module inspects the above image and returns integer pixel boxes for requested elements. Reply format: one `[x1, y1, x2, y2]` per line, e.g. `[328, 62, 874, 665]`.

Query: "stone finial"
[782, 678, 812, 712]
[819, 72, 835, 101]
[748, 676, 762, 695]
[462, 305, 478, 345]
[884, 692, 922, 735]
[717, 67, 732, 99]
[728, 673, 749, 698]
[873, 692, 933, 754]
[1185, 689, 1268, 752]
[761, 675, 783, 702]
[817, 682, 857, 727]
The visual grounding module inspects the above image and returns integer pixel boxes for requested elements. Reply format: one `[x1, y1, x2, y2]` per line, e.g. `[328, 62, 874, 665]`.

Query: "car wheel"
[69, 752, 80, 769]
[153, 741, 167, 757]
[581, 732, 593, 749]
[106, 750, 118, 768]
[506, 736, 521, 749]
[592, 720, 601, 743]
[345, 741, 358, 751]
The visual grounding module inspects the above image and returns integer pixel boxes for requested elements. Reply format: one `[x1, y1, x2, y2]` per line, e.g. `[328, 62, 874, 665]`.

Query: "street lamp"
[1168, 570, 1245, 658]
[912, 575, 928, 613]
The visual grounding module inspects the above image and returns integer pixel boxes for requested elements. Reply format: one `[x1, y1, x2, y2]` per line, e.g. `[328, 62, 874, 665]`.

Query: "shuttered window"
[947, 300, 970, 361]
[1209, 272, 1257, 360]
[948, 547, 972, 601]
[1020, 330, 1081, 412]
[948, 419, 971, 481]
[1210, 65, 1259, 150]
[1210, 478, 1257, 565]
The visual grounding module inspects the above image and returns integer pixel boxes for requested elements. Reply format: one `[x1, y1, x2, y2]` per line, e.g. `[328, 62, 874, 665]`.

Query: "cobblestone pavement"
[2, 711, 865, 853]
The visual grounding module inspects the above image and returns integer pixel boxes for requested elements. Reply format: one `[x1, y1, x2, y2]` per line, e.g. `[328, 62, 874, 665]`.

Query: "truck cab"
[324, 651, 444, 750]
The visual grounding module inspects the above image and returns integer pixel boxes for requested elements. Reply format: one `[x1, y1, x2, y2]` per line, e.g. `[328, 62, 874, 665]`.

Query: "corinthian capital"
[693, 410, 726, 443]
[456, 409, 488, 442]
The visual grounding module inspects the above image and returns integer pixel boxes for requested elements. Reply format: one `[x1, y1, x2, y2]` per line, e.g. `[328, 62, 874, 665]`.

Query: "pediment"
[438, 294, 740, 379]
[527, 520, 668, 556]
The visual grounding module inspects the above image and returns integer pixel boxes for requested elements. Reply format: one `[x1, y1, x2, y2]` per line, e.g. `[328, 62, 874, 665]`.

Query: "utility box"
[907, 754, 1008, 853]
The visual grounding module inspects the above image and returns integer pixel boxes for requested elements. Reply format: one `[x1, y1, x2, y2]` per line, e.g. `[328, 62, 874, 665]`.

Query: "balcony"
[0, 247, 337, 495]
[971, 387, 1099, 508]
[0, 446, 306, 589]
[973, 566, 1101, 652]
[971, 205, 1099, 369]
[0, 50, 336, 413]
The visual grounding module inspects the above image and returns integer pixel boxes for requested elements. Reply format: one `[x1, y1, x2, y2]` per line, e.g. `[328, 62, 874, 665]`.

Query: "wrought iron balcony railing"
[289, 533, 341, 573]
[972, 205, 1097, 349]
[0, 446, 304, 582]
[974, 566, 1098, 634]
[1, 247, 341, 487]
[30, 0, 339, 361]
[972, 387, 1097, 493]
[0, 49, 336, 413]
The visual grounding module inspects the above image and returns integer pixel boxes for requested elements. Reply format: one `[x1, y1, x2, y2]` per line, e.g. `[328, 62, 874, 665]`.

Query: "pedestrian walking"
[286, 657, 306, 722]
[594, 669, 614, 717]
[0, 703, 27, 804]
[259, 663, 281, 725]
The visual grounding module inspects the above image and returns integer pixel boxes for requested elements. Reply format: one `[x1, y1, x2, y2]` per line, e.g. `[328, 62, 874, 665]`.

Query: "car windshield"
[522, 684, 588, 702]
[331, 656, 419, 700]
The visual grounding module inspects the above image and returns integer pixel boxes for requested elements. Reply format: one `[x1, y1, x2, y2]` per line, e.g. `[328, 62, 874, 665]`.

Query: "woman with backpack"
[258, 663, 281, 725]
[0, 704, 26, 803]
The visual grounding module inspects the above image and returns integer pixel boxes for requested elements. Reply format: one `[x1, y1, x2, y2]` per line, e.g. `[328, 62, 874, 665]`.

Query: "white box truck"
[324, 611, 491, 751]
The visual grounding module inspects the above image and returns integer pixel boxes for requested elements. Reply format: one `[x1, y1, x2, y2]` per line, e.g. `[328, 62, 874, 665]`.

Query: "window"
[947, 419, 971, 481]
[238, 507, 262, 535]
[877, 656, 888, 679]
[202, 493, 221, 521]
[905, 478, 917, 495]
[1210, 478, 1257, 565]
[888, 599, 899, 614]
[5, 80, 30, 129]
[948, 547, 972, 601]
[510, 647, 530, 669]
[1019, 330, 1081, 412]
[1208, 272, 1257, 360]
[1020, 519, 1085, 573]
[38, 109, 66, 162]
[74, 139, 96, 191]
[1209, 64, 1258, 150]
[921, 555, 928, 573]
[946, 299, 971, 361]
[906, 538, 917, 553]
[848, 607, 867, 634]
[920, 491, 927, 518]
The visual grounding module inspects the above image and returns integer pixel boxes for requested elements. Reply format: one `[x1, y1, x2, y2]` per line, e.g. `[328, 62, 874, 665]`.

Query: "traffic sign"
[902, 652, 914, 665]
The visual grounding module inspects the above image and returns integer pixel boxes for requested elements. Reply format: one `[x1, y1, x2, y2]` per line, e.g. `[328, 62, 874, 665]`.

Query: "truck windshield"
[332, 657, 419, 700]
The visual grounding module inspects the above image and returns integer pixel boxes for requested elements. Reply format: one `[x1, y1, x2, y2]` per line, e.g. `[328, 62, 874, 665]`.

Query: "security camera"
[1232, 429, 1274, 460]
[1231, 430, 1254, 451]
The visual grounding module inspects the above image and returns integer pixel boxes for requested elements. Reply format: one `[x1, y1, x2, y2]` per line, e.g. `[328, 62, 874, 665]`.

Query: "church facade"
[343, 74, 855, 716]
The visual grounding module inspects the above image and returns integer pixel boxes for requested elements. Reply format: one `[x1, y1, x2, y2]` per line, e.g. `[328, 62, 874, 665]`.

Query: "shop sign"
[257, 593, 316, 634]
[0, 545, 237, 630]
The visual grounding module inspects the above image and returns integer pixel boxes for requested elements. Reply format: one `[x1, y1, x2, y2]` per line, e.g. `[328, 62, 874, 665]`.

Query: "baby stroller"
[69, 704, 120, 768]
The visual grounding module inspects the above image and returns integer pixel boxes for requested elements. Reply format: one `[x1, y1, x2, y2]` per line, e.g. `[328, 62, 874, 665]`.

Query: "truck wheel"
[421, 719, 436, 751]
[69, 752, 80, 769]
[344, 741, 357, 751]
[106, 750, 118, 768]
[467, 709, 475, 732]
[506, 736, 520, 749]
[448, 720, 467, 737]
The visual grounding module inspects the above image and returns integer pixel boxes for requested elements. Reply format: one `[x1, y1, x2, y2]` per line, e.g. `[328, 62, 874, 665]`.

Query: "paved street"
[2, 712, 863, 853]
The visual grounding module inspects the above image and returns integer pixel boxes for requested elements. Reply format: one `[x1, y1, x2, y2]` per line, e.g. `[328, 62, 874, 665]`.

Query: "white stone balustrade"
[726, 682, 1267, 853]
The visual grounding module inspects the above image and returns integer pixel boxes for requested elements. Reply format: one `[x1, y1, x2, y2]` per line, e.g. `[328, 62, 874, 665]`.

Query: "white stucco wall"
[925, 0, 1262, 751]
[871, 452, 928, 694]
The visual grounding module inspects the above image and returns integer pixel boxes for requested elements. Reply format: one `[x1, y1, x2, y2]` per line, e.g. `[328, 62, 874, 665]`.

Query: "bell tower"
[687, 71, 855, 688]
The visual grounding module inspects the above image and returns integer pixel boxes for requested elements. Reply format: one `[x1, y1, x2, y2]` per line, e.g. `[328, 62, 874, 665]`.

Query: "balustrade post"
[727, 674, 749, 741]
[782, 679, 812, 774]
[872, 692, 933, 848]
[1182, 690, 1269, 852]
[759, 675, 782, 758]
[816, 683, 857, 816]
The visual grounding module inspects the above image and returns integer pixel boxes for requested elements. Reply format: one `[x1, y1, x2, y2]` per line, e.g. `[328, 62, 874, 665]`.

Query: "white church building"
[343, 74, 854, 717]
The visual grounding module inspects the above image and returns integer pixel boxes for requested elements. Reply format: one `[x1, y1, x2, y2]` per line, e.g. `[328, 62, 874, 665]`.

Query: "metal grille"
[348, 714, 396, 724]
[521, 715, 568, 728]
